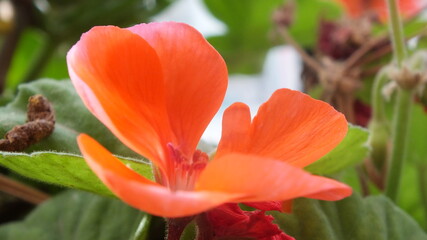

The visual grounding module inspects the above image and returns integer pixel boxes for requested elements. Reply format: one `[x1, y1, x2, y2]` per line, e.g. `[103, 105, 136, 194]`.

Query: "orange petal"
[78, 134, 241, 218]
[400, 0, 422, 17]
[67, 26, 173, 169]
[196, 153, 352, 202]
[217, 89, 347, 168]
[128, 22, 228, 157]
[335, 0, 421, 20]
[371, 0, 421, 20]
[216, 102, 251, 159]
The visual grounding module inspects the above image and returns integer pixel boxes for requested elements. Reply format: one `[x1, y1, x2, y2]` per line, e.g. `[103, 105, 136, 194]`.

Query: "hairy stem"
[166, 217, 193, 240]
[385, 88, 413, 201]
[384, 0, 413, 202]
[387, 0, 407, 66]
[195, 213, 214, 240]
[371, 69, 389, 122]
[368, 68, 391, 174]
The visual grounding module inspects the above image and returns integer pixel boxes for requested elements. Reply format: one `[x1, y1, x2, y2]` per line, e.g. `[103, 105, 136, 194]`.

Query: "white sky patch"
[0, 0, 13, 22]
[152, 0, 226, 37]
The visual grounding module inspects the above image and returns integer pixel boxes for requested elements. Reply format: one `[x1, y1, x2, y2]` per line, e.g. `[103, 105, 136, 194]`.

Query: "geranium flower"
[67, 22, 352, 218]
[334, 0, 422, 20]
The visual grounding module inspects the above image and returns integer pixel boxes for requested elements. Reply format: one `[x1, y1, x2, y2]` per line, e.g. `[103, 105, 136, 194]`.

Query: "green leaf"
[0, 190, 146, 240]
[399, 162, 427, 229]
[41, 0, 171, 44]
[407, 103, 427, 165]
[305, 125, 369, 175]
[5, 1, 172, 90]
[403, 18, 427, 42]
[0, 79, 138, 157]
[273, 193, 427, 240]
[133, 214, 152, 240]
[0, 151, 153, 197]
[289, 0, 341, 47]
[395, 104, 427, 229]
[5, 30, 46, 90]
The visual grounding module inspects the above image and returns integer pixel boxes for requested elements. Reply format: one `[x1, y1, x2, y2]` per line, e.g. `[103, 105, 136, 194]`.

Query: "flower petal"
[218, 89, 348, 168]
[128, 22, 228, 157]
[196, 153, 352, 202]
[372, 0, 421, 20]
[216, 102, 251, 158]
[335, 0, 421, 20]
[67, 26, 172, 169]
[78, 134, 240, 218]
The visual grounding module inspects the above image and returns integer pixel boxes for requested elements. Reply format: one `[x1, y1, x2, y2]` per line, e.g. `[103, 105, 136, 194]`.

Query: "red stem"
[165, 216, 193, 240]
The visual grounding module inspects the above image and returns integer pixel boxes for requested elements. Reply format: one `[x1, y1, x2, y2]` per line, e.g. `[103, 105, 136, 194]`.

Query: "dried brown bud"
[0, 95, 55, 152]
[389, 66, 422, 90]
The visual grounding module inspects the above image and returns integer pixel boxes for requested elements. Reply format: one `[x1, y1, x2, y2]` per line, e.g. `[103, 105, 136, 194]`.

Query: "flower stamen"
[166, 143, 208, 191]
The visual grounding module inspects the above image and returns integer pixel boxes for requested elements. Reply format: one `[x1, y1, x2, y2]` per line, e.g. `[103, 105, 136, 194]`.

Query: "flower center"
[166, 143, 208, 191]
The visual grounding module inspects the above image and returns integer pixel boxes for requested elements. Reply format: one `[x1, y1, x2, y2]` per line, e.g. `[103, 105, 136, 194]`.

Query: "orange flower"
[334, 0, 421, 20]
[67, 22, 351, 218]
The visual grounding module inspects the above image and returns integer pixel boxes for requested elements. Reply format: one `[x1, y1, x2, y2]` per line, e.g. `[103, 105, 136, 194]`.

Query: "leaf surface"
[0, 190, 147, 240]
[305, 125, 369, 175]
[0, 79, 138, 157]
[274, 193, 427, 240]
[0, 151, 153, 197]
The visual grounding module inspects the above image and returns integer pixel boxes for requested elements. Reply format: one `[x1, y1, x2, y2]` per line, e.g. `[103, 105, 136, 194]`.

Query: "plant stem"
[384, 0, 413, 202]
[371, 69, 389, 122]
[387, 0, 407, 66]
[0, 174, 49, 204]
[277, 27, 322, 73]
[195, 213, 214, 240]
[385, 88, 413, 201]
[368, 68, 391, 176]
[166, 217, 193, 240]
[344, 36, 385, 70]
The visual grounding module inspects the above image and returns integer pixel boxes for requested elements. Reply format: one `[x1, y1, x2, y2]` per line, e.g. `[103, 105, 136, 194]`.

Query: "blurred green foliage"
[203, 0, 341, 74]
[203, 0, 283, 73]
[0, 191, 146, 240]
[274, 193, 427, 240]
[1, 0, 172, 92]
[305, 125, 369, 175]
